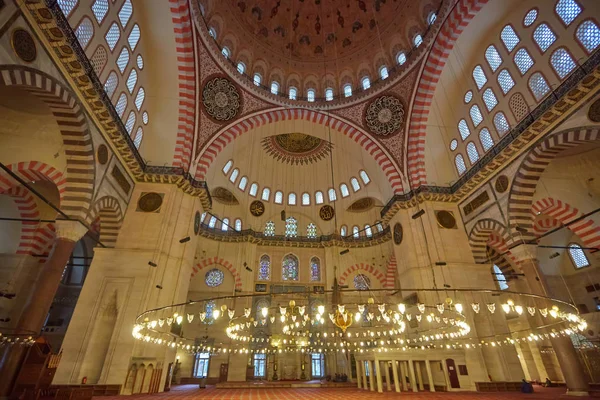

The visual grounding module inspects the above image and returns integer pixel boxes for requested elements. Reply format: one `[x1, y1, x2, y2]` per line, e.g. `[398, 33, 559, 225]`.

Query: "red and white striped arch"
[338, 263, 389, 288]
[194, 108, 405, 194]
[191, 257, 242, 290]
[407, 0, 488, 188]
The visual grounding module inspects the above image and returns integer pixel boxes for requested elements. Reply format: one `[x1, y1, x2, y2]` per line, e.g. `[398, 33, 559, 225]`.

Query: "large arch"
[338, 263, 387, 288]
[88, 196, 124, 248]
[468, 218, 519, 277]
[406, 0, 488, 188]
[2, 186, 40, 255]
[191, 256, 242, 290]
[0, 66, 95, 222]
[508, 126, 600, 241]
[194, 108, 405, 194]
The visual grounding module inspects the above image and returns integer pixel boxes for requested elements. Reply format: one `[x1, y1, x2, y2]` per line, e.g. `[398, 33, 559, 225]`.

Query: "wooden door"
[219, 363, 229, 382]
[445, 359, 460, 388]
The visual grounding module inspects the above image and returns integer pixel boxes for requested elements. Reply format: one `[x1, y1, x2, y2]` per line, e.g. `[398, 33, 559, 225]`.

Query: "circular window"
[464, 91, 473, 103]
[142, 111, 149, 125]
[354, 274, 371, 290]
[205, 269, 224, 287]
[137, 54, 144, 69]
[524, 9, 538, 27]
[450, 139, 458, 151]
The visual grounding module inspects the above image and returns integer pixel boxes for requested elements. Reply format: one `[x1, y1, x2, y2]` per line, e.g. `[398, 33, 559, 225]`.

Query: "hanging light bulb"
[426, 315, 433, 323]
[515, 305, 523, 315]
[158, 318, 165, 327]
[338, 305, 346, 313]
[406, 314, 412, 321]
[398, 303, 406, 314]
[358, 304, 365, 313]
[501, 304, 511, 314]
[549, 307, 558, 318]
[270, 316, 275, 324]
[150, 320, 158, 329]
[213, 309, 221, 320]
[471, 303, 480, 313]
[167, 317, 174, 325]
[487, 303, 496, 314]
[291, 315, 297, 322]
[298, 306, 306, 316]
[540, 308, 548, 317]
[280, 315, 286, 323]
[244, 308, 251, 318]
[417, 303, 426, 313]
[187, 314, 194, 323]
[436, 303, 444, 314]
[199, 312, 206, 322]
[318, 305, 325, 315]
[416, 314, 422, 322]
[355, 312, 362, 322]
[454, 303, 463, 314]
[378, 304, 386, 314]
[228, 309, 236, 319]
[261, 307, 269, 318]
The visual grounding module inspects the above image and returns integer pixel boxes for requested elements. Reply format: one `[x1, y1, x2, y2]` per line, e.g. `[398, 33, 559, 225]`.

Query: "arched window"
[221, 218, 229, 231]
[57, 0, 78, 17]
[116, 47, 129, 73]
[222, 160, 233, 174]
[350, 178, 360, 192]
[104, 71, 118, 98]
[105, 22, 120, 51]
[229, 168, 239, 183]
[493, 264, 509, 290]
[364, 224, 372, 237]
[258, 255, 271, 280]
[238, 176, 248, 191]
[221, 47, 230, 58]
[289, 87, 297, 100]
[482, 88, 498, 111]
[270, 81, 280, 95]
[413, 34, 423, 48]
[485, 45, 502, 72]
[396, 52, 407, 65]
[340, 225, 347, 236]
[237, 62, 246, 74]
[133, 127, 143, 148]
[359, 170, 370, 185]
[576, 20, 600, 54]
[128, 24, 141, 50]
[200, 212, 207, 222]
[208, 215, 217, 228]
[550, 48, 576, 79]
[340, 184, 350, 198]
[118, 0, 133, 27]
[343, 84, 352, 97]
[208, 27, 217, 39]
[249, 183, 258, 197]
[315, 191, 324, 204]
[302, 192, 310, 205]
[328, 188, 337, 202]
[285, 217, 297, 237]
[134, 87, 145, 110]
[310, 257, 321, 281]
[533, 23, 557, 53]
[493, 112, 510, 136]
[253, 73, 262, 86]
[472, 65, 487, 90]
[325, 88, 334, 101]
[307, 89, 315, 102]
[75, 17, 94, 49]
[455, 154, 466, 175]
[126, 69, 137, 93]
[354, 274, 370, 290]
[497, 69, 515, 94]
[235, 219, 242, 231]
[479, 128, 494, 151]
[529, 72, 551, 101]
[514, 48, 534, 75]
[125, 111, 135, 134]
[352, 226, 360, 238]
[524, 9, 538, 27]
[466, 142, 479, 164]
[428, 12, 437, 25]
[362, 77, 371, 90]
[282, 254, 299, 281]
[274, 191, 283, 204]
[458, 119, 471, 140]
[500, 25, 520, 52]
[568, 243, 590, 269]
[264, 221, 275, 236]
[307, 223, 317, 239]
[470, 105, 483, 127]
[262, 188, 271, 201]
[379, 66, 389, 80]
[556, 0, 581, 27]
[376, 222, 383, 232]
[115, 92, 127, 117]
[288, 192, 296, 205]
[92, 0, 109, 24]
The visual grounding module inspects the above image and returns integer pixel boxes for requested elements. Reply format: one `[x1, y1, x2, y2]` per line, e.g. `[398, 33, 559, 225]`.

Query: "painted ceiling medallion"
[365, 96, 404, 136]
[393, 223, 403, 245]
[250, 200, 265, 217]
[202, 77, 240, 121]
[212, 187, 239, 205]
[319, 205, 335, 221]
[261, 133, 333, 165]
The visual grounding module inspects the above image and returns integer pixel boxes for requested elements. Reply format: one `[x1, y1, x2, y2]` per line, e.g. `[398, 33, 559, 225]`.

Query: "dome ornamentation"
[365, 95, 404, 136]
[202, 77, 240, 121]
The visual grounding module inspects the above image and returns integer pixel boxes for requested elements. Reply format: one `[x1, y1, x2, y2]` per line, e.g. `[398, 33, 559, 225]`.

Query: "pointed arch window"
[234, 219, 242, 231]
[315, 191, 324, 205]
[92, 0, 109, 24]
[57, 0, 78, 17]
[533, 23, 556, 53]
[350, 178, 360, 192]
[105, 22, 120, 51]
[576, 20, 600, 54]
[310, 257, 321, 281]
[470, 105, 483, 127]
[340, 184, 350, 198]
[352, 226, 360, 238]
[550, 48, 576, 79]
[359, 170, 370, 185]
[325, 88, 334, 101]
[238, 176, 248, 191]
[289, 87, 297, 100]
[270, 81, 280, 95]
[472, 65, 487, 90]
[288, 192, 297, 206]
[134, 87, 145, 110]
[285, 217, 297, 238]
[397, 52, 407, 65]
[362, 77, 371, 90]
[493, 264, 509, 290]
[128, 24, 141, 50]
[501, 25, 520, 52]
[529, 72, 551, 101]
[258, 255, 271, 280]
[262, 188, 271, 201]
[126, 69, 137, 93]
[376, 222, 383, 232]
[343, 84, 352, 97]
[249, 183, 258, 197]
[413, 34, 423, 48]
[115, 92, 127, 117]
[379, 66, 389, 80]
[466, 142, 479, 164]
[485, 45, 502, 72]
[104, 71, 118, 98]
[237, 62, 245, 74]
[497, 69, 515, 94]
[307, 89, 315, 102]
[208, 216, 217, 228]
[482, 88, 498, 111]
[455, 154, 466, 175]
[364, 224, 372, 238]
[514, 48, 534, 75]
[133, 127, 143, 148]
[75, 17, 94, 50]
[253, 73, 262, 86]
[428, 12, 437, 25]
[264, 221, 275, 236]
[568, 243, 590, 269]
[221, 218, 230, 231]
[340, 226, 347, 236]
[229, 168, 239, 183]
[307, 223, 317, 239]
[221, 47, 230, 58]
[479, 128, 494, 152]
[556, 0, 581, 27]
[282, 254, 299, 281]
[328, 188, 337, 202]
[274, 191, 283, 204]
[458, 119, 471, 140]
[493, 112, 510, 136]
[118, 0, 133, 27]
[116, 47, 130, 73]
[302, 192, 310, 206]
[124, 111, 136, 134]
[223, 160, 233, 174]
[208, 27, 217, 39]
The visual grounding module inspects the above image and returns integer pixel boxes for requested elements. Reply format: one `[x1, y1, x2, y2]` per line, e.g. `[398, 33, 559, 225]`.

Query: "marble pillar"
[408, 359, 418, 392]
[368, 360, 375, 391]
[400, 361, 408, 391]
[384, 361, 391, 391]
[415, 361, 425, 391]
[426, 360, 436, 392]
[375, 359, 383, 393]
[391, 360, 400, 392]
[356, 360, 362, 389]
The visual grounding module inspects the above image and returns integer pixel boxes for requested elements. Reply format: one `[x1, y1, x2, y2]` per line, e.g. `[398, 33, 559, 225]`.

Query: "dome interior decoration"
[261, 133, 333, 165]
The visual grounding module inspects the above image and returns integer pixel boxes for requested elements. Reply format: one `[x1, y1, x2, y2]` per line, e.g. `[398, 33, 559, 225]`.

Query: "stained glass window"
[125, 111, 135, 134]
[142, 111, 149, 124]
[307, 89, 315, 102]
[57, 0, 78, 17]
[493, 112, 510, 136]
[285, 217, 297, 238]
[237, 62, 245, 74]
[501, 25, 520, 53]
[576, 20, 600, 54]
[376, 222, 383, 232]
[310, 257, 321, 281]
[205, 269, 224, 287]
[343, 84, 352, 97]
[555, 0, 581, 27]
[428, 12, 437, 25]
[493, 264, 508, 290]
[568, 243, 590, 268]
[205, 300, 216, 324]
[258, 255, 271, 280]
[514, 48, 534, 75]
[115, 93, 127, 117]
[75, 18, 94, 50]
[413, 34, 423, 47]
[354, 274, 370, 290]
[271, 81, 280, 95]
[249, 183, 258, 197]
[353, 226, 360, 238]
[133, 127, 143, 148]
[221, 47, 230, 58]
[350, 178, 360, 192]
[362, 77, 371, 90]
[315, 191, 324, 204]
[550, 48, 576, 79]
[464, 91, 473, 103]
[307, 223, 317, 239]
[379, 66, 389, 80]
[208, 216, 217, 228]
[289, 87, 297, 100]
[455, 154, 466, 175]
[325, 88, 334, 101]
[253, 73, 261, 86]
[397, 52, 407, 65]
[128, 24, 140, 50]
[533, 24, 556, 53]
[365, 224, 372, 237]
[485, 45, 502, 72]
[262, 188, 271, 201]
[282, 254, 299, 281]
[497, 69, 515, 94]
[360, 170, 370, 184]
[264, 221, 275, 236]
[235, 219, 242, 231]
[126, 69, 137, 93]
[472, 65, 487, 90]
[208, 27, 216, 39]
[479, 128, 494, 151]
[340, 184, 350, 198]
[529, 72, 550, 101]
[302, 193, 310, 205]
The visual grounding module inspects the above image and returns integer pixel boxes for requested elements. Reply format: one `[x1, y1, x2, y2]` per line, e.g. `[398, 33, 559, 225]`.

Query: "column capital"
[55, 220, 88, 243]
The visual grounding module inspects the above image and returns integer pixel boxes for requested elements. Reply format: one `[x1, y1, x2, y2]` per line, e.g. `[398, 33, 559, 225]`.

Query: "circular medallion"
[194, 211, 201, 235]
[202, 77, 240, 121]
[319, 205, 335, 221]
[588, 98, 600, 123]
[495, 175, 509, 193]
[365, 96, 404, 136]
[97, 144, 109, 165]
[205, 269, 224, 287]
[11, 29, 37, 63]
[250, 200, 265, 217]
[393, 223, 403, 245]
[137, 192, 163, 212]
[436, 210, 457, 229]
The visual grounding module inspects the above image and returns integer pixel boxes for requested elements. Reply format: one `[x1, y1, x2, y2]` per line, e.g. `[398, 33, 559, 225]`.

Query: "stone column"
[391, 360, 400, 392]
[368, 360, 375, 391]
[400, 361, 408, 391]
[375, 359, 383, 393]
[363, 361, 369, 390]
[384, 361, 391, 391]
[415, 361, 425, 391]
[408, 359, 418, 392]
[514, 245, 589, 395]
[426, 360, 436, 392]
[356, 360, 362, 389]
[442, 360, 452, 390]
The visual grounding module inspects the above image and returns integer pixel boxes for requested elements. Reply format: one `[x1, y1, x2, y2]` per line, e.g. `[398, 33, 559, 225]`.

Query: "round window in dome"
[464, 90, 473, 103]
[450, 139, 458, 151]
[205, 268, 224, 287]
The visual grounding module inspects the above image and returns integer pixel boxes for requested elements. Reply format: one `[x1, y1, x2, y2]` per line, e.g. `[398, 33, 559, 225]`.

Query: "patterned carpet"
[104, 384, 596, 399]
